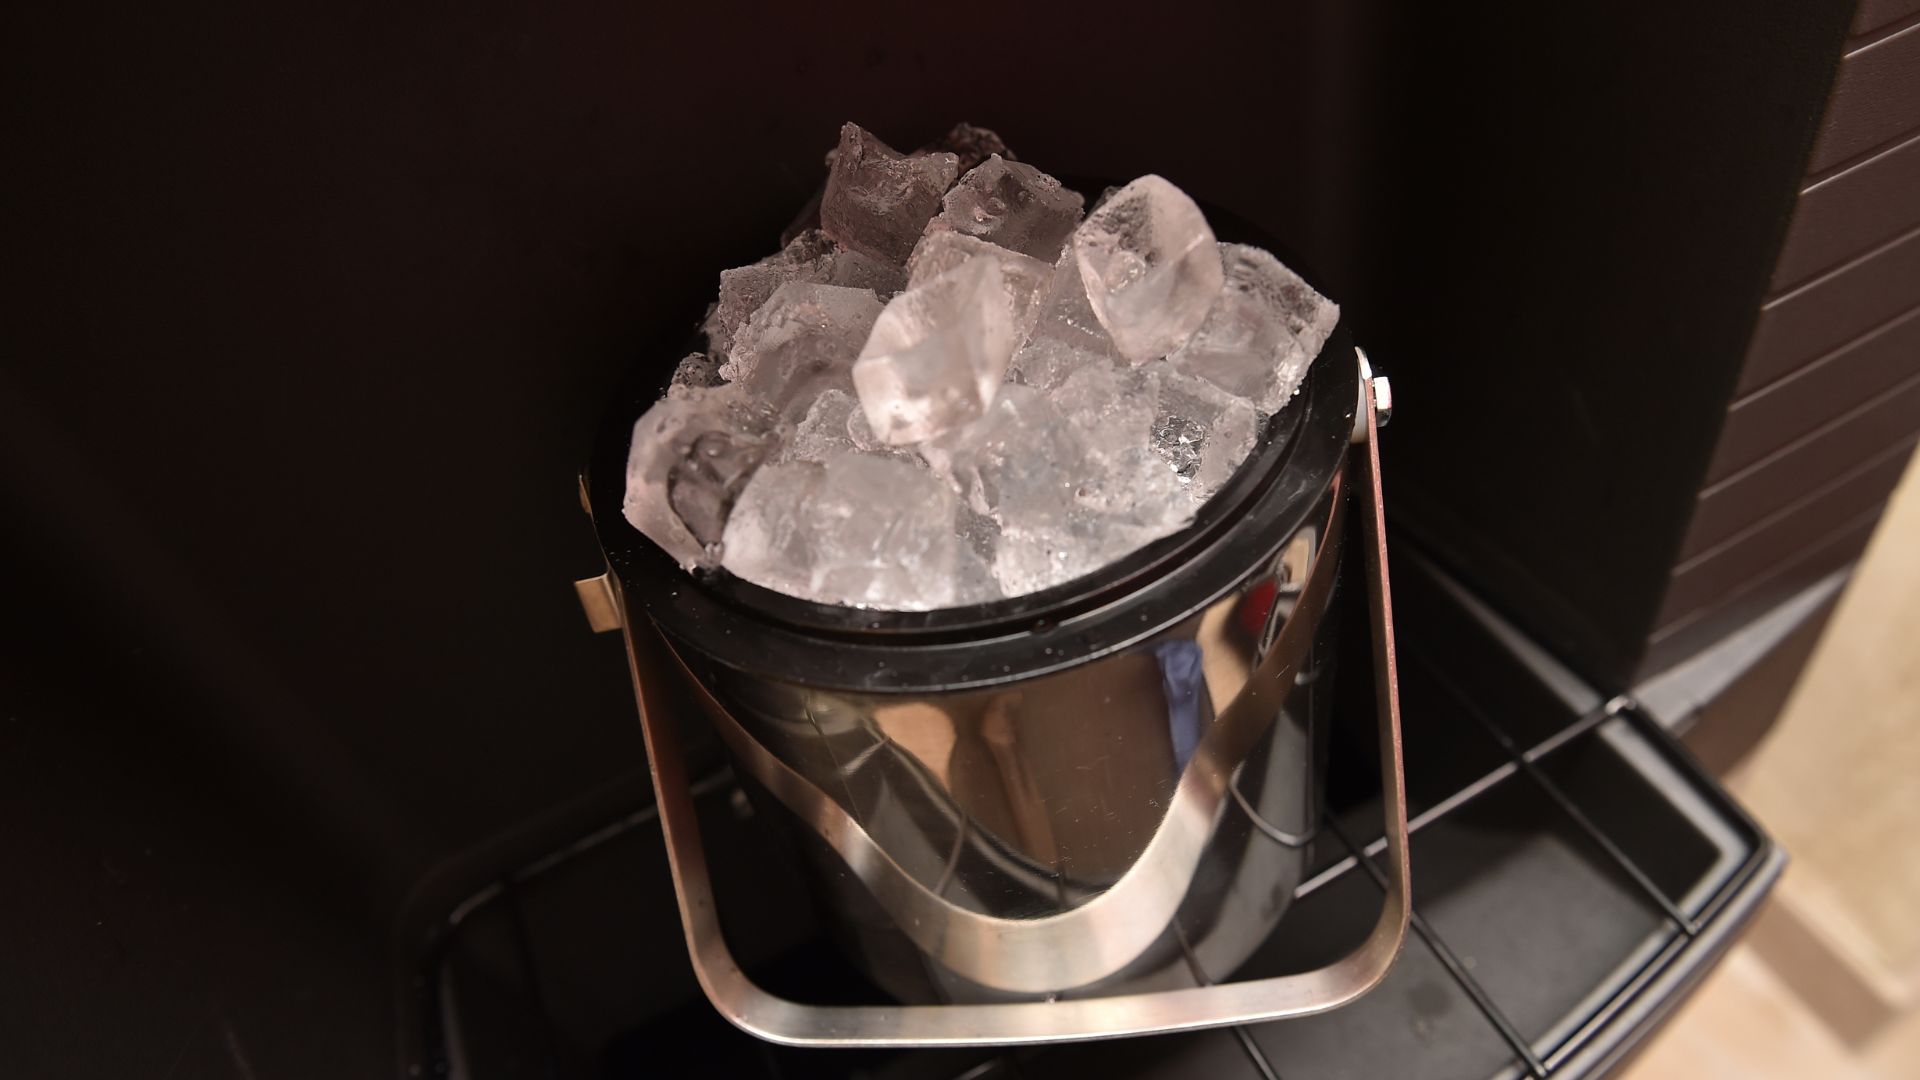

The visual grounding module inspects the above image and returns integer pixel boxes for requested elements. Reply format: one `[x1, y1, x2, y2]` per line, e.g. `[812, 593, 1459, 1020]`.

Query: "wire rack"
[414, 560, 1780, 1080]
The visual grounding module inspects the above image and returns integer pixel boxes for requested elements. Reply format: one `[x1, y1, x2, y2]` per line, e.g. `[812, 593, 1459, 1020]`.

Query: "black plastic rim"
[585, 188, 1357, 693]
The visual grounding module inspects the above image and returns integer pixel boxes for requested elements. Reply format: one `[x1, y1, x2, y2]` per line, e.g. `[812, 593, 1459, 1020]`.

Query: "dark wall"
[1, 2, 1855, 1074]
[2, 1, 1385, 925]
[1361, 7, 1857, 683]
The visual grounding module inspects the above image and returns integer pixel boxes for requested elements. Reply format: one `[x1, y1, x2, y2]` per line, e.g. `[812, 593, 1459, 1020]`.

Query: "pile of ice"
[624, 122, 1338, 610]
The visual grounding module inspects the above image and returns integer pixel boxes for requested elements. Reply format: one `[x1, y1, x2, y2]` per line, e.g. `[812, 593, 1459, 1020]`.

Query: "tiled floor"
[1625, 454, 1920, 1078]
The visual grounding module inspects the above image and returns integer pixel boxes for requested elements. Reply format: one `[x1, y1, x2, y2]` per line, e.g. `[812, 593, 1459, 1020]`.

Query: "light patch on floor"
[1738, 458, 1920, 985]
[1626, 453, 1920, 1078]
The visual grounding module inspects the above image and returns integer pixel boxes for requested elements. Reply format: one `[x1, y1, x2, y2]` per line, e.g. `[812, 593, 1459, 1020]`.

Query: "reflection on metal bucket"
[590, 326, 1411, 1044]
[671, 475, 1342, 1000]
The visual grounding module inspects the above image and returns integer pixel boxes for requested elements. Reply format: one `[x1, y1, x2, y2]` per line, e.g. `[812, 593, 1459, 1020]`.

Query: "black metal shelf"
[416, 551, 1780, 1080]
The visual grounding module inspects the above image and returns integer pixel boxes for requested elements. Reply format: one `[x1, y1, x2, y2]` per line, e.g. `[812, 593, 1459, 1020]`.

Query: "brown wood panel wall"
[1688, 416, 1920, 562]
[1856, 0, 1920, 35]
[1649, 5, 1920, 671]
[1646, 514, 1882, 675]
[1771, 131, 1920, 289]
[1661, 447, 1914, 622]
[1711, 303, 1920, 480]
[1741, 226, 1920, 393]
[1807, 21, 1920, 173]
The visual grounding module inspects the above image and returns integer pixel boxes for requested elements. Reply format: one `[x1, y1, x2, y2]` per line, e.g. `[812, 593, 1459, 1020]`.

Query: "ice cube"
[722, 282, 883, 420]
[983, 438, 1196, 595]
[1072, 175, 1223, 363]
[937, 155, 1085, 262]
[925, 372, 1193, 595]
[706, 261, 799, 361]
[775, 388, 861, 463]
[956, 501, 1002, 565]
[905, 229, 1052, 338]
[1167, 243, 1339, 412]
[770, 388, 921, 467]
[919, 121, 1015, 173]
[623, 386, 781, 569]
[670, 429, 774, 547]
[822, 244, 909, 298]
[989, 512, 1169, 598]
[667, 352, 723, 397]
[721, 454, 973, 610]
[845, 399, 889, 453]
[1004, 338, 1102, 393]
[704, 231, 905, 359]
[1048, 360, 1159, 461]
[920, 384, 1091, 532]
[820, 123, 960, 264]
[1006, 246, 1121, 390]
[1083, 444, 1196, 531]
[853, 258, 1018, 445]
[1146, 361, 1260, 501]
[950, 542, 1004, 606]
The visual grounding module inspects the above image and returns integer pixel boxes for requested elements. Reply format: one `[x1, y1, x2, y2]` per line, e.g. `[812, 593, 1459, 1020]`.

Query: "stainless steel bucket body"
[680, 470, 1347, 1001]
[591, 326, 1366, 1005]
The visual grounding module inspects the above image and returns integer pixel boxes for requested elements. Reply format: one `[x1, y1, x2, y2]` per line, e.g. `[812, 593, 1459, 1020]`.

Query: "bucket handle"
[618, 356, 1409, 1046]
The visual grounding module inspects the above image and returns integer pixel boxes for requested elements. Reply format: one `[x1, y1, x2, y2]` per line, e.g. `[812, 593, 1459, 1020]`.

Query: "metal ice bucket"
[578, 322, 1409, 1046]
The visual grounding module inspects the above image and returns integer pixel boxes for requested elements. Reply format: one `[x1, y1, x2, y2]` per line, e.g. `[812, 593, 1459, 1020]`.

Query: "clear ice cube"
[1006, 245, 1122, 390]
[775, 388, 860, 463]
[937, 154, 1084, 262]
[722, 282, 883, 419]
[722, 454, 973, 610]
[706, 261, 798, 361]
[905, 229, 1052, 338]
[1072, 175, 1223, 363]
[773, 388, 922, 468]
[845, 399, 890, 453]
[704, 231, 905, 359]
[927, 372, 1197, 598]
[919, 384, 1090, 532]
[924, 379, 1195, 544]
[1079, 443, 1195, 531]
[950, 543, 1004, 606]
[670, 429, 773, 547]
[820, 123, 960, 264]
[623, 385, 781, 569]
[667, 352, 723, 397]
[989, 512, 1168, 598]
[1146, 361, 1260, 501]
[853, 257, 1018, 445]
[1167, 242, 1339, 412]
[1048, 360, 1158, 461]
[823, 244, 909, 297]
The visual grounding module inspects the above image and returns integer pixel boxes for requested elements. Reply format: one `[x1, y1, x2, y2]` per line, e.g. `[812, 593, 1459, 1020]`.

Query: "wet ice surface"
[1168, 243, 1339, 412]
[1005, 246, 1122, 390]
[820, 123, 959, 264]
[904, 230, 1052, 340]
[854, 257, 1019, 445]
[624, 122, 1339, 608]
[702, 230, 906, 360]
[935, 154, 1084, 262]
[1072, 175, 1223, 364]
[623, 385, 781, 569]
[721, 454, 985, 610]
[721, 282, 883, 420]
